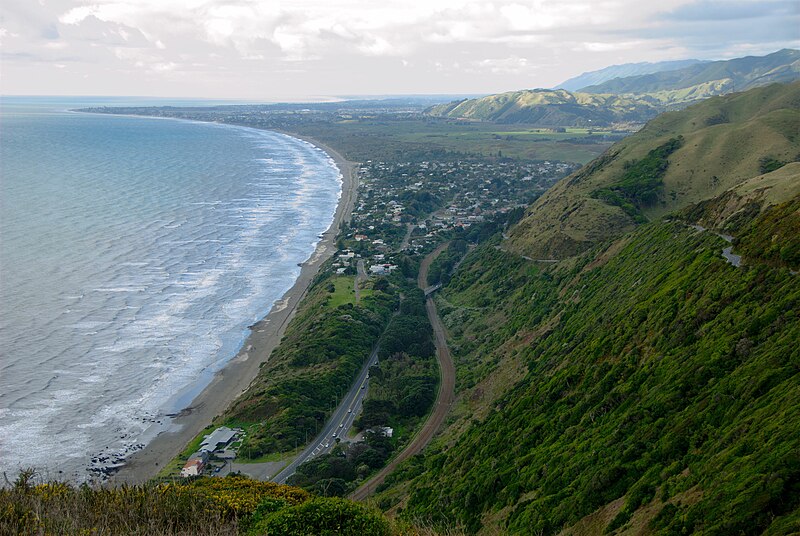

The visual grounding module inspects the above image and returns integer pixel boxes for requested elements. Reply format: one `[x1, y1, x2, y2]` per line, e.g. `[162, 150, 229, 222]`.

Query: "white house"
[180, 451, 209, 478]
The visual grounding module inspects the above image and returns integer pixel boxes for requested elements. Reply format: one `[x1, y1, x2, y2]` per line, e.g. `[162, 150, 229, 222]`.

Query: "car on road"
[361, 384, 365, 389]
[339, 423, 344, 428]
[348, 409, 352, 413]
[332, 433, 337, 438]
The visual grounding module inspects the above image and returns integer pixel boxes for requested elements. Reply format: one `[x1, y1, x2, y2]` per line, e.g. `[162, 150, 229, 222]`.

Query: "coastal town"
[336, 158, 574, 270]
[153, 142, 574, 484]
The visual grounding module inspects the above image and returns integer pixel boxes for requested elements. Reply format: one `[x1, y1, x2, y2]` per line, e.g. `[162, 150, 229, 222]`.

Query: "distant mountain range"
[582, 48, 800, 94]
[556, 59, 707, 92]
[427, 49, 800, 126]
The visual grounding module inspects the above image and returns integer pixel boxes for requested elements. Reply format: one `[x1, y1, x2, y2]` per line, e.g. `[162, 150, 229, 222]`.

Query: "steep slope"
[426, 89, 659, 126]
[373, 81, 800, 535]
[582, 49, 800, 95]
[380, 213, 800, 534]
[557, 59, 706, 92]
[506, 82, 800, 260]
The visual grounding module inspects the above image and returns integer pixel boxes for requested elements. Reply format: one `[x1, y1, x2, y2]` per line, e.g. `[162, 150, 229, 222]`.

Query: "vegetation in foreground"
[0, 471, 411, 536]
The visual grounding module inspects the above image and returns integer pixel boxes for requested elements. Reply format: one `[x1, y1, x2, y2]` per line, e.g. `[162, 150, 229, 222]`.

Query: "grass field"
[326, 276, 356, 307]
[295, 120, 622, 163]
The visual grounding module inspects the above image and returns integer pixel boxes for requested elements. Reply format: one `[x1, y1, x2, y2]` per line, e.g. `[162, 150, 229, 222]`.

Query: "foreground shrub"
[249, 497, 391, 536]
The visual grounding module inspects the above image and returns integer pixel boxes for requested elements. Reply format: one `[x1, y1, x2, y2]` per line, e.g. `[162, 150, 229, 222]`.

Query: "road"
[399, 223, 415, 251]
[350, 242, 456, 501]
[355, 259, 367, 304]
[272, 345, 379, 484]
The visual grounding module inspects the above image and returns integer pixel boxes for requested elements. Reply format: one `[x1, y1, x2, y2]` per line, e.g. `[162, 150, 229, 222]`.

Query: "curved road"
[350, 243, 456, 501]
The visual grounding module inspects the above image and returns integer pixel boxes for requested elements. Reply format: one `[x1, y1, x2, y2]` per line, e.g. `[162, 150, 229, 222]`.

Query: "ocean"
[0, 97, 341, 481]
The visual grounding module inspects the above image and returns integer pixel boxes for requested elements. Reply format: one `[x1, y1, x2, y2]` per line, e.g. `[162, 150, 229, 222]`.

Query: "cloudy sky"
[1, 0, 798, 100]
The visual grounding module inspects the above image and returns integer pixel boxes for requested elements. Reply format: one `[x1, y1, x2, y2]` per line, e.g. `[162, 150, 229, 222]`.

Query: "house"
[180, 451, 209, 477]
[369, 264, 388, 275]
[369, 264, 398, 275]
[200, 426, 238, 453]
[354, 234, 368, 241]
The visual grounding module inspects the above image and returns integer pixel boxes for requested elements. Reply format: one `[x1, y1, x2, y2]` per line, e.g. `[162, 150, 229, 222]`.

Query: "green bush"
[250, 497, 391, 536]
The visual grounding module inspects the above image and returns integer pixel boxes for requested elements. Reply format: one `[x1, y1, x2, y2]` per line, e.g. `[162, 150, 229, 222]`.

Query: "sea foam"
[0, 101, 341, 482]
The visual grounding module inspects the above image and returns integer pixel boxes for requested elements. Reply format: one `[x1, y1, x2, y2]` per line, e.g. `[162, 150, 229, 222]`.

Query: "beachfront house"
[180, 451, 209, 478]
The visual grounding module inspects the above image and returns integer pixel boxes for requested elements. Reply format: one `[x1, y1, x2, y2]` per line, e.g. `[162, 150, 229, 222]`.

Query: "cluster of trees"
[223, 275, 398, 458]
[360, 286, 437, 427]
[593, 136, 683, 221]
[427, 240, 468, 286]
[290, 281, 438, 495]
[287, 432, 394, 497]
[399, 189, 442, 217]
[736, 195, 800, 268]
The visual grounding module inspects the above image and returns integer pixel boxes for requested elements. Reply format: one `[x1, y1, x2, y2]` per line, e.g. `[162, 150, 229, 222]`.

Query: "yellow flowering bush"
[0, 472, 407, 535]
[180, 475, 310, 517]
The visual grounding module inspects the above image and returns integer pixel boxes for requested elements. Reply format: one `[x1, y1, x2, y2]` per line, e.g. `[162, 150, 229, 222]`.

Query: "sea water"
[0, 97, 341, 481]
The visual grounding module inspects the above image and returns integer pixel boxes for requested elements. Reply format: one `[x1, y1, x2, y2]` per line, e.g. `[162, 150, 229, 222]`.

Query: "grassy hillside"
[376, 203, 800, 534]
[582, 49, 800, 95]
[369, 79, 800, 535]
[506, 82, 800, 260]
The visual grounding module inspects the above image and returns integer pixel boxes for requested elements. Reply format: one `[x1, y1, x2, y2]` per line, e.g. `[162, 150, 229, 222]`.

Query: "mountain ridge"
[556, 59, 706, 92]
[581, 48, 800, 94]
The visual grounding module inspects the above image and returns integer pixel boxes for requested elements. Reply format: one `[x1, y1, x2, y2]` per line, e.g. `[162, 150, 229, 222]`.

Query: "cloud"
[662, 0, 799, 21]
[2, 0, 798, 98]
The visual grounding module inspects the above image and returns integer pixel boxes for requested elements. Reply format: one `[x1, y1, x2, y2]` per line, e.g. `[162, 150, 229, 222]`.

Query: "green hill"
[427, 51, 800, 126]
[379, 212, 800, 535]
[506, 82, 800, 260]
[425, 89, 659, 126]
[373, 82, 800, 535]
[582, 49, 800, 95]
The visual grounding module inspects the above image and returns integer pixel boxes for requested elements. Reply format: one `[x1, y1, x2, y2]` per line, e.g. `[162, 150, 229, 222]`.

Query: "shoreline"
[114, 130, 358, 484]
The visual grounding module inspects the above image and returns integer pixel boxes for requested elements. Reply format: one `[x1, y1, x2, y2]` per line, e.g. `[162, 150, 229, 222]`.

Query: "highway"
[350, 242, 455, 500]
[272, 344, 379, 484]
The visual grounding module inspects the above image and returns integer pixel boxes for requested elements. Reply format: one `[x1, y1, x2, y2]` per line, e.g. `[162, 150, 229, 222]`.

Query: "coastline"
[114, 131, 357, 484]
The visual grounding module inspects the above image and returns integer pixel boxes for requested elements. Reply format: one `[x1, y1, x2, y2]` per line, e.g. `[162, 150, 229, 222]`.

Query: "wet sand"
[114, 132, 357, 484]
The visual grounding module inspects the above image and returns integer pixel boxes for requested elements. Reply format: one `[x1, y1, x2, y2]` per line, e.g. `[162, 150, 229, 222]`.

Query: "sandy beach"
[114, 132, 357, 484]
